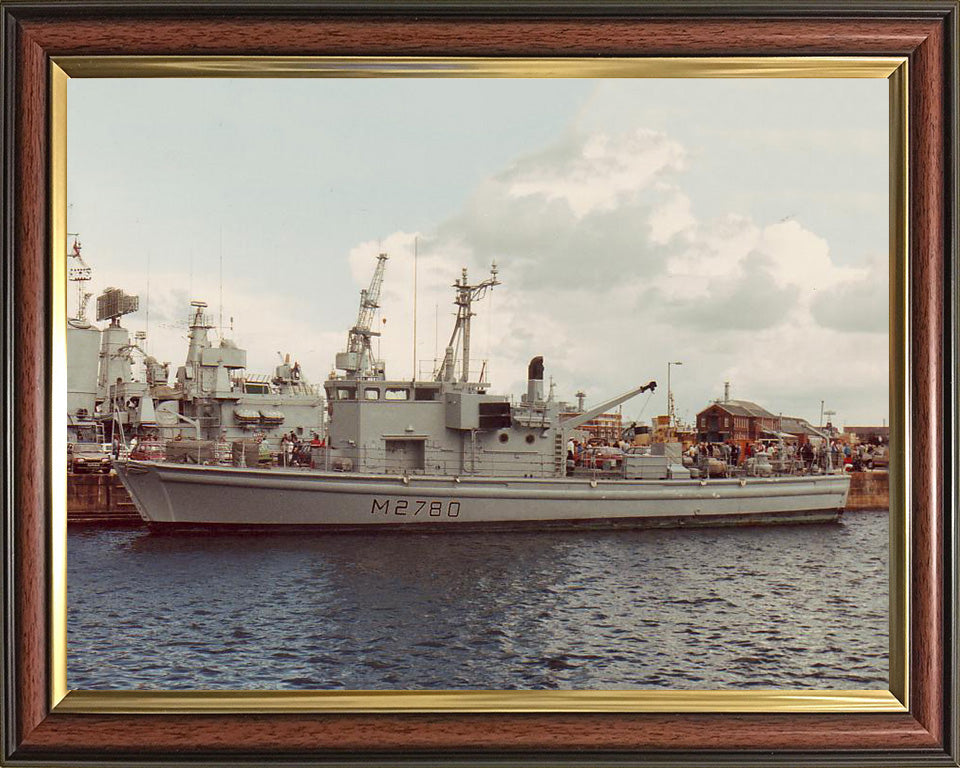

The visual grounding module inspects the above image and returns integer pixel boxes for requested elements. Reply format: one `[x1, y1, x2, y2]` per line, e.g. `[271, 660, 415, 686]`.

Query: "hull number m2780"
[371, 499, 461, 517]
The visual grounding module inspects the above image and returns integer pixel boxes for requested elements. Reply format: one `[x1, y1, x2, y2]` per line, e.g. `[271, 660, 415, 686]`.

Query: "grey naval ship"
[115, 254, 850, 532]
[66, 238, 323, 453]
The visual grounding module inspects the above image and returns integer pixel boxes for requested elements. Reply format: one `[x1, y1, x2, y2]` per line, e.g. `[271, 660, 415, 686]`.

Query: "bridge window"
[385, 388, 410, 401]
[364, 388, 380, 400]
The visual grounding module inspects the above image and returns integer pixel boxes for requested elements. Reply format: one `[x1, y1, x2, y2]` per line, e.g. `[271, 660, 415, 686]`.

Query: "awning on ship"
[260, 409, 285, 423]
[234, 408, 260, 422]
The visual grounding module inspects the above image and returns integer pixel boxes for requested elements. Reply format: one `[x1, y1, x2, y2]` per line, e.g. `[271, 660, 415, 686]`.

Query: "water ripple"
[68, 511, 888, 690]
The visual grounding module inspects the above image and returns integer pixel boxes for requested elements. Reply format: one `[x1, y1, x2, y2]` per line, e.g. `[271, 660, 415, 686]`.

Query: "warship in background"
[66, 238, 324, 452]
[115, 253, 851, 532]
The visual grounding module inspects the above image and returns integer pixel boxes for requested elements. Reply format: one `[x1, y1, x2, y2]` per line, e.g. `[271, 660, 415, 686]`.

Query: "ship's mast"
[436, 262, 499, 383]
[67, 236, 93, 321]
[186, 300, 213, 365]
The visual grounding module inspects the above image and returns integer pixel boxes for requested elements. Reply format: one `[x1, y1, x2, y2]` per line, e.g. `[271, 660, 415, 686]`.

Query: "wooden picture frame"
[2, 2, 957, 765]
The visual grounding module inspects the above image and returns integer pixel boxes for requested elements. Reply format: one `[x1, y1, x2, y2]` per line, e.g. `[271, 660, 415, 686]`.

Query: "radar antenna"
[336, 252, 388, 379]
[436, 261, 500, 383]
[96, 286, 139, 327]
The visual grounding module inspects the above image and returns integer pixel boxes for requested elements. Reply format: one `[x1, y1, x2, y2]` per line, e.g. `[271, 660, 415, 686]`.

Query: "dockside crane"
[336, 252, 388, 379]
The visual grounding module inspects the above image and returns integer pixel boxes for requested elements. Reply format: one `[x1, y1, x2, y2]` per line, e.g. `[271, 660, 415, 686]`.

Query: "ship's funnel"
[527, 356, 544, 403]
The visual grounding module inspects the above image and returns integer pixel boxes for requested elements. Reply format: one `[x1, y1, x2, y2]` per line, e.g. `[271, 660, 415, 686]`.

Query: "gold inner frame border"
[48, 55, 910, 715]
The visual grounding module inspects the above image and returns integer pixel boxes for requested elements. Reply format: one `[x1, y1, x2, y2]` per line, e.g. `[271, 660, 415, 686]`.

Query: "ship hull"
[115, 460, 849, 532]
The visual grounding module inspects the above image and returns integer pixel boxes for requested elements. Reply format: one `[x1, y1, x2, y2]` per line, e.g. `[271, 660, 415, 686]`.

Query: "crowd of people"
[689, 438, 887, 474]
[277, 431, 326, 467]
[688, 439, 821, 474]
[564, 433, 885, 477]
[565, 437, 632, 471]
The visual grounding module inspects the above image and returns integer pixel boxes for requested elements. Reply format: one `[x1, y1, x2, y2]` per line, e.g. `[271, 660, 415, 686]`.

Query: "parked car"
[68, 442, 112, 474]
[129, 440, 166, 461]
[866, 446, 888, 469]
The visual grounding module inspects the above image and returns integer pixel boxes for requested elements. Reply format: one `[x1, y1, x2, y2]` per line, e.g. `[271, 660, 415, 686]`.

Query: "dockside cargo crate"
[623, 454, 669, 479]
[165, 439, 217, 464]
[231, 440, 260, 467]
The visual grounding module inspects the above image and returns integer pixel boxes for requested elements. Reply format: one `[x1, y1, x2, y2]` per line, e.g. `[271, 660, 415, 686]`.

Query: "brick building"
[696, 399, 778, 443]
[559, 409, 623, 442]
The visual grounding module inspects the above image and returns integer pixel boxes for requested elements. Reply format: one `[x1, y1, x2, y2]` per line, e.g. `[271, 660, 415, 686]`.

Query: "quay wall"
[68, 473, 143, 526]
[846, 470, 888, 511]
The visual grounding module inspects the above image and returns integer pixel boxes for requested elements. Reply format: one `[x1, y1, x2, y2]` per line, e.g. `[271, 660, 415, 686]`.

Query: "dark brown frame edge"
[1, 1, 956, 766]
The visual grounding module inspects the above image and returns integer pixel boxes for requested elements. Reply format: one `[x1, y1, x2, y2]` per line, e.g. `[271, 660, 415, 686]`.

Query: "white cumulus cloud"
[345, 126, 888, 426]
[506, 129, 686, 218]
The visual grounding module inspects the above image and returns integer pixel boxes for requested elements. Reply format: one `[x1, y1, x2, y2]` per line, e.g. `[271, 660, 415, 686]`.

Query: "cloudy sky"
[66, 77, 888, 428]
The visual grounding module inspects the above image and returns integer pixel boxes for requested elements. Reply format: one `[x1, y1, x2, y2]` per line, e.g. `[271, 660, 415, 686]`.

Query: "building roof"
[845, 426, 890, 435]
[777, 416, 827, 438]
[702, 399, 777, 419]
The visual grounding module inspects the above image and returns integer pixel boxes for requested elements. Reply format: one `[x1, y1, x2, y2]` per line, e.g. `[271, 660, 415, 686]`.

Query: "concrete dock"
[67, 473, 143, 526]
[845, 470, 889, 511]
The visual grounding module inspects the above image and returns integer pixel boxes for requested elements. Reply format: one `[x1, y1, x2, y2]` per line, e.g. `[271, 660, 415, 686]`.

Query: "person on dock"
[801, 441, 815, 473]
[729, 441, 740, 467]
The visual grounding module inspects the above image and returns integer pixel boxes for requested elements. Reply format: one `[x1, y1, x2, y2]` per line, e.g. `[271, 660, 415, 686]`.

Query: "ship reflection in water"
[67, 511, 887, 690]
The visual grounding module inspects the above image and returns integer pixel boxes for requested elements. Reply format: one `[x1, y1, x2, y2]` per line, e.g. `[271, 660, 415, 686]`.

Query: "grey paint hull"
[115, 460, 849, 531]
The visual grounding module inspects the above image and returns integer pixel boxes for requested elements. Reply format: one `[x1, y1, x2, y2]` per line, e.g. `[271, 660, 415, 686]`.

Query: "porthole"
[525, 434, 535, 444]
[499, 432, 509, 443]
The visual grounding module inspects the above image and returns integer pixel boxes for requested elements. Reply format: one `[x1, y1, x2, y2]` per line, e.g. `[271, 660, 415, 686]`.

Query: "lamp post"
[667, 361, 683, 431]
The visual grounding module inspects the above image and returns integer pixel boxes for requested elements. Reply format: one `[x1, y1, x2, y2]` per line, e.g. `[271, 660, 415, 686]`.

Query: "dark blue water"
[67, 511, 888, 690]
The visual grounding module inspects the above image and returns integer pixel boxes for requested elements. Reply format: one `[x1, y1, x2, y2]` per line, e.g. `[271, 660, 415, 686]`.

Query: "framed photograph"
[2, 2, 957, 766]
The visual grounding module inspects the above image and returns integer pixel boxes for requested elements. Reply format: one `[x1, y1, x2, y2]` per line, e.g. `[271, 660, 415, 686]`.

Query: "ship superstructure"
[64, 238, 324, 449]
[320, 260, 656, 478]
[143, 301, 324, 445]
[66, 238, 101, 442]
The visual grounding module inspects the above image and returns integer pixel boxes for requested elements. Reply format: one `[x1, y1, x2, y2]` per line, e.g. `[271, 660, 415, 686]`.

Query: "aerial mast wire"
[145, 250, 150, 353]
[219, 226, 224, 340]
[413, 236, 418, 382]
